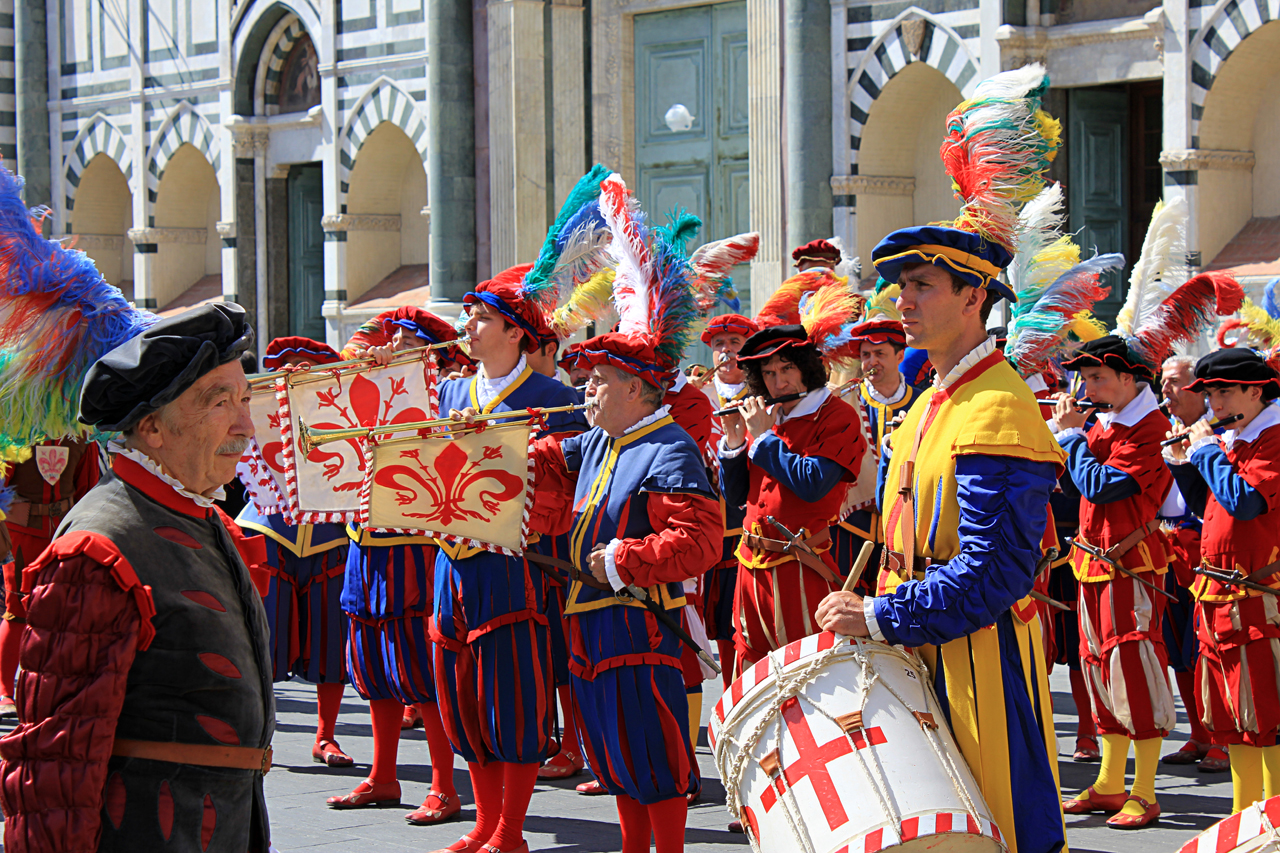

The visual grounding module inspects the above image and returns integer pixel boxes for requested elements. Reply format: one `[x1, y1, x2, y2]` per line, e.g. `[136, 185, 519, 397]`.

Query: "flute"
[713, 377, 860, 418]
[1038, 398, 1113, 411]
[1159, 413, 1244, 447]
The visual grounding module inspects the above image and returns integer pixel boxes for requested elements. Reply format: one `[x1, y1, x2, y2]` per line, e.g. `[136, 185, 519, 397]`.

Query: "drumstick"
[843, 541, 876, 593]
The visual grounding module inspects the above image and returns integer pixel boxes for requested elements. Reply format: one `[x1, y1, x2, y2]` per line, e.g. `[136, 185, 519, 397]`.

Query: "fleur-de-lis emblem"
[307, 373, 426, 489]
[374, 442, 524, 525]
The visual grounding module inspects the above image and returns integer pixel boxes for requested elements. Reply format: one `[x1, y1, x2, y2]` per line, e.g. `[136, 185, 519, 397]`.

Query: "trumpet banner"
[279, 352, 440, 524]
[237, 378, 291, 514]
[361, 425, 535, 555]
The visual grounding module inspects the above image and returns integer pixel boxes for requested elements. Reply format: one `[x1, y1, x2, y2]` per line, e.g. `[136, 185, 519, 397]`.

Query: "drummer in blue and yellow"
[817, 223, 1068, 853]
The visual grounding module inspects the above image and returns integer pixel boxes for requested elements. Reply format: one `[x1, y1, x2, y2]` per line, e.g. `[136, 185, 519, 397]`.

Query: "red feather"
[1135, 271, 1243, 365]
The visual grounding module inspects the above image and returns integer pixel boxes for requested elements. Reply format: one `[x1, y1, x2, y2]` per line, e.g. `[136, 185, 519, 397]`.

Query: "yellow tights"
[687, 691, 702, 750]
[1094, 734, 1162, 816]
[1230, 745, 1280, 813]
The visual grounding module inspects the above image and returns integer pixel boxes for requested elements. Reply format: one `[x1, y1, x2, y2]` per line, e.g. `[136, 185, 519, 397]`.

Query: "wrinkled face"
[709, 332, 747, 384]
[895, 263, 974, 350]
[859, 341, 904, 388]
[137, 360, 254, 496]
[1080, 365, 1133, 407]
[585, 363, 644, 436]
[1206, 384, 1265, 424]
[463, 300, 524, 365]
[760, 353, 805, 413]
[1160, 362, 1205, 424]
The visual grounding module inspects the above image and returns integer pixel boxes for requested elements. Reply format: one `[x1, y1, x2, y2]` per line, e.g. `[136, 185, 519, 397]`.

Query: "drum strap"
[892, 397, 933, 578]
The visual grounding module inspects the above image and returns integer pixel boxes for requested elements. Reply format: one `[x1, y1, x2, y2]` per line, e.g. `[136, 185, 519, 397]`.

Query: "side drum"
[1176, 797, 1280, 853]
[709, 632, 1006, 853]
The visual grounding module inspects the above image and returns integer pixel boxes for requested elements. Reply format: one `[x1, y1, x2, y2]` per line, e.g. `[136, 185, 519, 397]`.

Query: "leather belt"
[742, 527, 837, 583]
[1102, 519, 1161, 561]
[16, 497, 73, 518]
[883, 549, 936, 579]
[524, 552, 614, 592]
[112, 739, 273, 774]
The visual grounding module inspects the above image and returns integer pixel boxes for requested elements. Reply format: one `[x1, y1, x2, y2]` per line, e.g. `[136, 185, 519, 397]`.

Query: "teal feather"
[521, 163, 612, 305]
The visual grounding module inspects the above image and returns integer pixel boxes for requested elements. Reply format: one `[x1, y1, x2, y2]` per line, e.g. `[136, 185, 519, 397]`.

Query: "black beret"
[1187, 348, 1280, 400]
[1060, 335, 1153, 381]
[80, 303, 255, 431]
[737, 324, 813, 363]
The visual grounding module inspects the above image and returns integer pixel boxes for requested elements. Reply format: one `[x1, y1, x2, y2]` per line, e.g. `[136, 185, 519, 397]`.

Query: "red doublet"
[1194, 426, 1280, 747]
[1073, 410, 1176, 740]
[734, 395, 865, 667]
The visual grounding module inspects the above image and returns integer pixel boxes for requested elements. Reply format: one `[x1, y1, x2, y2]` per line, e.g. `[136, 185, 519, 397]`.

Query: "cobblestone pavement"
[0, 662, 1234, 852]
[255, 663, 1234, 852]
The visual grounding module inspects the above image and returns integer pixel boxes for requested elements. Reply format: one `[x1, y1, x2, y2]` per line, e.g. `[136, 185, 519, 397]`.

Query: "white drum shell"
[1177, 797, 1280, 853]
[710, 633, 1006, 853]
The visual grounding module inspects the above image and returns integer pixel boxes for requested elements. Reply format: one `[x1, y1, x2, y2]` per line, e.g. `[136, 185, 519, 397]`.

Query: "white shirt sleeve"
[604, 538, 625, 591]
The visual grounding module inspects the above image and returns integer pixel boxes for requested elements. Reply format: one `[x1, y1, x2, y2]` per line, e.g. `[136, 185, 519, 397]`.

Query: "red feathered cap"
[464, 263, 552, 352]
[700, 313, 758, 345]
[574, 332, 669, 388]
[263, 336, 341, 371]
[382, 306, 474, 368]
[847, 318, 906, 347]
[792, 239, 841, 265]
[558, 341, 587, 372]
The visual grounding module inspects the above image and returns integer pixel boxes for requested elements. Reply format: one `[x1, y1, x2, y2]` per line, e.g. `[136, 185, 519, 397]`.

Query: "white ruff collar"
[109, 441, 224, 508]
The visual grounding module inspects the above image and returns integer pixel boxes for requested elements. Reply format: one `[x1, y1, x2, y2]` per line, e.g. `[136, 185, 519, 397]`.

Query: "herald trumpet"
[296, 402, 588, 455]
[247, 337, 470, 390]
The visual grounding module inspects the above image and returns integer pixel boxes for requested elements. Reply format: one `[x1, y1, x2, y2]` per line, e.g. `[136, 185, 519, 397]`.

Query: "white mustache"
[218, 437, 251, 456]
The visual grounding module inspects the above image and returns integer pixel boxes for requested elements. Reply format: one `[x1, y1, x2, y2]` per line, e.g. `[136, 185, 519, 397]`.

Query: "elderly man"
[1157, 354, 1224, 771]
[816, 225, 1067, 853]
[522, 332, 723, 853]
[0, 303, 274, 853]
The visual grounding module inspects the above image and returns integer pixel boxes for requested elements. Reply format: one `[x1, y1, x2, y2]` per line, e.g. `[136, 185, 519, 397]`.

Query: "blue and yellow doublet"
[873, 348, 1068, 853]
[432, 367, 587, 764]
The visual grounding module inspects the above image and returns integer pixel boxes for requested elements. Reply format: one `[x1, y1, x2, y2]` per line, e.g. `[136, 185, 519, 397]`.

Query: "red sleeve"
[613, 492, 723, 588]
[666, 387, 716, 459]
[527, 435, 578, 537]
[1103, 414, 1173, 496]
[812, 397, 867, 483]
[1242, 428, 1280, 512]
[0, 543, 143, 853]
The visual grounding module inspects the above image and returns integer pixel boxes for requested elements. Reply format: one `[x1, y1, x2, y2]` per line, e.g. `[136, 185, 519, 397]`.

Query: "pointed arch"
[337, 78, 428, 207]
[145, 103, 221, 219]
[845, 8, 979, 173]
[1190, 0, 1275, 143]
[63, 114, 133, 218]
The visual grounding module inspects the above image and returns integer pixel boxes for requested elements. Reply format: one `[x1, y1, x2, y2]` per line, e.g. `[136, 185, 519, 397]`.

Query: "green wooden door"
[288, 164, 325, 341]
[1068, 89, 1128, 325]
[635, 1, 749, 368]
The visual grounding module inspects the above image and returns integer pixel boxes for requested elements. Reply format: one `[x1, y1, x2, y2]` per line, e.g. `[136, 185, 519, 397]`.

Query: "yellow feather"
[1238, 299, 1280, 348]
[1068, 311, 1107, 342]
[551, 268, 615, 338]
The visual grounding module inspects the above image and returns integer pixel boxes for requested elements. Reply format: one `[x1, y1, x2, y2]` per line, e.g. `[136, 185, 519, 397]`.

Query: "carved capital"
[830, 174, 916, 197]
[1159, 149, 1256, 172]
[228, 125, 270, 157]
[320, 213, 403, 232]
[127, 227, 209, 245]
[216, 220, 237, 238]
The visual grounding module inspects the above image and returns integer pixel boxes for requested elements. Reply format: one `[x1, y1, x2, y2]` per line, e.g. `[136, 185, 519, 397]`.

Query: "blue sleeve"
[749, 432, 846, 503]
[1168, 460, 1209, 517]
[720, 443, 749, 506]
[1190, 442, 1268, 520]
[1058, 432, 1139, 504]
[876, 440, 892, 515]
[871, 454, 1056, 647]
[560, 432, 585, 474]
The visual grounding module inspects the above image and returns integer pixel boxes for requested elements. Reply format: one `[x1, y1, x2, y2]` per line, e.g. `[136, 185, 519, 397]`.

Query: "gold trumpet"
[689, 353, 730, 389]
[296, 402, 588, 455]
[247, 337, 470, 390]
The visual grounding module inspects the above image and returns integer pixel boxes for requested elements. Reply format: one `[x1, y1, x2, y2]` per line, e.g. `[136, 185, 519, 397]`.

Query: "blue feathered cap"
[872, 225, 1016, 302]
[79, 303, 254, 431]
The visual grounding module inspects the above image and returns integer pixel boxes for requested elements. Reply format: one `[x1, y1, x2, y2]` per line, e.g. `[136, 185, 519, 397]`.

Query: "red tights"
[558, 684, 581, 756]
[616, 795, 687, 853]
[1069, 670, 1097, 740]
[366, 698, 455, 795]
[716, 640, 735, 690]
[0, 617, 20, 699]
[457, 761, 538, 852]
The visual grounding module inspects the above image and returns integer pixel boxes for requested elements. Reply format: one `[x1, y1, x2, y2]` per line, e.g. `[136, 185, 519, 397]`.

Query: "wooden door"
[1068, 88, 1129, 325]
[288, 164, 325, 341]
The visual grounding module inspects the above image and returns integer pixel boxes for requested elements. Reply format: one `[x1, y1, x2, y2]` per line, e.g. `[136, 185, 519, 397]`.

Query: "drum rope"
[1257, 803, 1280, 852]
[717, 638, 985, 850]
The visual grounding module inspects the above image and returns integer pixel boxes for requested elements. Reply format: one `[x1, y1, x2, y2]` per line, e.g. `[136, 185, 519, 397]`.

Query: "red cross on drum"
[709, 632, 1007, 853]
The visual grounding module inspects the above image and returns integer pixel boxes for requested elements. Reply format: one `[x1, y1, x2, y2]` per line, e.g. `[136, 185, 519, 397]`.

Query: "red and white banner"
[359, 423, 535, 555]
[278, 351, 440, 524]
[238, 378, 291, 515]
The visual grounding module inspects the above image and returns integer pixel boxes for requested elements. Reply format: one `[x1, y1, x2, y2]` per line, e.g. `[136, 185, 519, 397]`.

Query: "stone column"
[227, 127, 271, 352]
[785, 0, 832, 251]
[487, 0, 548, 271]
[549, 0, 586, 208]
[15, 0, 49, 210]
[1159, 0, 1198, 266]
[749, 0, 786, 304]
[429, 0, 478, 302]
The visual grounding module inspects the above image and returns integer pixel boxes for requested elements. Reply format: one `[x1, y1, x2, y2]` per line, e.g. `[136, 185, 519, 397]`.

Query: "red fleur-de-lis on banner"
[374, 442, 524, 526]
[307, 373, 427, 490]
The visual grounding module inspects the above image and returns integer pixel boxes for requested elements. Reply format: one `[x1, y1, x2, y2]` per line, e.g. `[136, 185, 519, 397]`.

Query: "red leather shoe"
[480, 843, 529, 853]
[1062, 786, 1128, 814]
[728, 820, 744, 833]
[326, 779, 402, 809]
[1106, 796, 1160, 829]
[402, 705, 422, 730]
[1162, 740, 1208, 765]
[1200, 746, 1231, 773]
[538, 749, 584, 780]
[427, 835, 485, 853]
[312, 739, 354, 768]
[405, 791, 462, 825]
[1072, 736, 1100, 762]
[576, 778, 607, 795]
